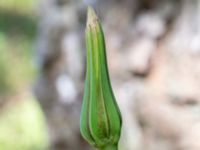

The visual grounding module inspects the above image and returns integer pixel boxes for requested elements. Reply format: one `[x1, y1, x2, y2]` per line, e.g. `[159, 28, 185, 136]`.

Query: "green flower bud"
[80, 6, 122, 150]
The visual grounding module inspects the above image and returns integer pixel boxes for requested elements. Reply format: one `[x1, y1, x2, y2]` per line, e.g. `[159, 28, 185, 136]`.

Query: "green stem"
[100, 144, 118, 150]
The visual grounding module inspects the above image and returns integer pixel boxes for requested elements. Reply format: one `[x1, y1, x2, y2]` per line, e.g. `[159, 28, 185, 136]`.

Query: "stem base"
[101, 144, 118, 150]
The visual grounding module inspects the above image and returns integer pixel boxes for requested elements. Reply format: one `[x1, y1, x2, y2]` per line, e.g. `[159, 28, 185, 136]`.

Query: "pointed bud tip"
[87, 6, 99, 28]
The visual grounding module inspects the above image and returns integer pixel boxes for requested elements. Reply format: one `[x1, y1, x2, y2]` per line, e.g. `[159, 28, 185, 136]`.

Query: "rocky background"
[34, 0, 200, 150]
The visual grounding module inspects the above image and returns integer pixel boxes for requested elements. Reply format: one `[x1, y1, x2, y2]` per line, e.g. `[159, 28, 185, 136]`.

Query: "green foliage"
[0, 96, 48, 150]
[0, 1, 48, 150]
[0, 0, 38, 14]
[0, 0, 37, 97]
[0, 10, 37, 39]
[0, 32, 35, 97]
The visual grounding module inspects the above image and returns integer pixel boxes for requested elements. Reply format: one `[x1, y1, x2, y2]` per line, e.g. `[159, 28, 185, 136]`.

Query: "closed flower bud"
[80, 6, 122, 150]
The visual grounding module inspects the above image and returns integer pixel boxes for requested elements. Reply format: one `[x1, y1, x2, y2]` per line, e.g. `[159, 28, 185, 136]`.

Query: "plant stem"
[100, 144, 118, 150]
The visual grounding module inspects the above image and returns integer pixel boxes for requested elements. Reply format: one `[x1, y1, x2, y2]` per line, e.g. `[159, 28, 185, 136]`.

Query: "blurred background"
[0, 0, 200, 150]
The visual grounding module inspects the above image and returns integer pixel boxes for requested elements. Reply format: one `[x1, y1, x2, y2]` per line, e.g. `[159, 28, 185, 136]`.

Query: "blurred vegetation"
[0, 0, 37, 97]
[0, 33, 35, 96]
[0, 95, 48, 150]
[0, 0, 48, 149]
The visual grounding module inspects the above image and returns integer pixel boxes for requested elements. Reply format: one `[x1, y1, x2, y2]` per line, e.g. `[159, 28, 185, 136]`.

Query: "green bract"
[80, 6, 122, 150]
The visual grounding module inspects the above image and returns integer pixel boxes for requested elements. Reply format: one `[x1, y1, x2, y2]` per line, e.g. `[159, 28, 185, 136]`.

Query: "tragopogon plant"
[80, 6, 122, 150]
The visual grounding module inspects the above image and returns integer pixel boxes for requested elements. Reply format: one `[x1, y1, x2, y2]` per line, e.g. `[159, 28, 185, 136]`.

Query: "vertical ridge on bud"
[80, 6, 122, 150]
